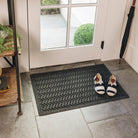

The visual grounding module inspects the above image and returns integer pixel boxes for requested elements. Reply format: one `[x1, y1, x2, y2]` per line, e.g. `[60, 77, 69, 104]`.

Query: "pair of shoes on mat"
[94, 73, 117, 96]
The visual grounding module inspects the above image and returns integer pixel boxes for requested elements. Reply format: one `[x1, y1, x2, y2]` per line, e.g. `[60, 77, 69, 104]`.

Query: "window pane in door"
[69, 7, 97, 47]
[72, 0, 97, 4]
[40, 8, 68, 50]
[40, 0, 68, 6]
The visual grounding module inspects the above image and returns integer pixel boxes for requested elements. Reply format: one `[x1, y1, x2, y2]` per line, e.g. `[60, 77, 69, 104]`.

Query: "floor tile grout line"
[30, 79, 41, 136]
[29, 75, 39, 116]
[80, 109, 94, 138]
[31, 102, 41, 138]
[86, 112, 130, 125]
[126, 113, 138, 127]
[119, 100, 138, 127]
[120, 99, 138, 112]
[31, 91, 39, 116]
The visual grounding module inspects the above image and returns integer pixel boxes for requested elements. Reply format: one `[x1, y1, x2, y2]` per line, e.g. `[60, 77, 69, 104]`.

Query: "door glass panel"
[72, 0, 97, 4]
[69, 6, 96, 47]
[40, 8, 68, 50]
[40, 0, 68, 6]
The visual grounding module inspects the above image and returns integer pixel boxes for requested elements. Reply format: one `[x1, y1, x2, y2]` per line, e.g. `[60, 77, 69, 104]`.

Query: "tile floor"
[0, 59, 138, 138]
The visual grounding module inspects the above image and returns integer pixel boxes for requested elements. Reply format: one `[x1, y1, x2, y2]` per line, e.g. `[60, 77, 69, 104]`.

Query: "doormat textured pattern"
[30, 64, 129, 116]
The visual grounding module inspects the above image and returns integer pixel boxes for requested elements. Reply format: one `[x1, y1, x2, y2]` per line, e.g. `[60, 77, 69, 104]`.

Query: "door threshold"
[29, 59, 101, 74]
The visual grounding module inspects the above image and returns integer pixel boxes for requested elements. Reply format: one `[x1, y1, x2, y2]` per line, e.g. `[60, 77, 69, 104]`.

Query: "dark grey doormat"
[30, 64, 129, 116]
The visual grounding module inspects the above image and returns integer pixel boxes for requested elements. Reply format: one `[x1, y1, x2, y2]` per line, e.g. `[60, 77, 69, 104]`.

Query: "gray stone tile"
[88, 115, 138, 138]
[121, 97, 138, 114]
[103, 59, 131, 71]
[131, 113, 138, 125]
[113, 68, 138, 98]
[81, 101, 127, 123]
[36, 109, 92, 138]
[0, 103, 39, 138]
[21, 73, 32, 103]
[32, 91, 39, 116]
[121, 97, 138, 124]
[21, 73, 39, 116]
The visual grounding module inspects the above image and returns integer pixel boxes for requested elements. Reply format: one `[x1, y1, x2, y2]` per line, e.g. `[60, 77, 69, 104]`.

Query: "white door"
[28, 0, 107, 68]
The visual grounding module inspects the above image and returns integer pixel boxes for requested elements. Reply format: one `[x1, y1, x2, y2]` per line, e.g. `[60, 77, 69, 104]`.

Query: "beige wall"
[124, 0, 138, 73]
[0, 0, 29, 72]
